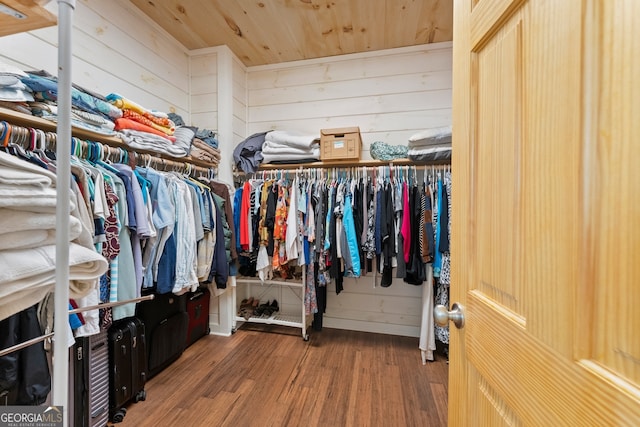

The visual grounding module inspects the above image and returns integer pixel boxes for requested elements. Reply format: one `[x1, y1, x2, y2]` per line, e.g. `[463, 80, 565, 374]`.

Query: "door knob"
[434, 303, 465, 329]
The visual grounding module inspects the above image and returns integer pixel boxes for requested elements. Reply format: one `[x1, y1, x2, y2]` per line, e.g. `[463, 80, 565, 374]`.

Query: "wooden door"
[450, 0, 640, 425]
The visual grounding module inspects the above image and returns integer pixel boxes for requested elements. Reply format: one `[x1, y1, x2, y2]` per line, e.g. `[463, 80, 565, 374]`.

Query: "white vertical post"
[53, 1, 75, 425]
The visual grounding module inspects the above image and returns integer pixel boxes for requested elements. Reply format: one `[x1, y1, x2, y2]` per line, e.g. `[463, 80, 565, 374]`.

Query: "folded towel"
[0, 243, 108, 322]
[0, 209, 82, 251]
[265, 130, 320, 150]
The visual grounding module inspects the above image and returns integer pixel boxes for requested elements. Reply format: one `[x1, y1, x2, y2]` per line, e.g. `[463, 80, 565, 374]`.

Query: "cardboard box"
[320, 127, 362, 161]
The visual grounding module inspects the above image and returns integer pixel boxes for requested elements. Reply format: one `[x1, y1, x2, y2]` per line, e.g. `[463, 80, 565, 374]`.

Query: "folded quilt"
[0, 243, 108, 322]
[122, 109, 175, 135]
[115, 117, 175, 140]
[106, 93, 168, 122]
[265, 130, 320, 150]
[408, 126, 452, 148]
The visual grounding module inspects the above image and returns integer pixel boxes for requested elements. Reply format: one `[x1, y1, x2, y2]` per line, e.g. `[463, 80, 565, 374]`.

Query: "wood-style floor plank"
[112, 325, 448, 427]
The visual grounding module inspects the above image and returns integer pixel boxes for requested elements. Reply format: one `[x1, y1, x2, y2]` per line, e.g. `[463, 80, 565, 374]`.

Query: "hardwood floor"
[114, 325, 448, 427]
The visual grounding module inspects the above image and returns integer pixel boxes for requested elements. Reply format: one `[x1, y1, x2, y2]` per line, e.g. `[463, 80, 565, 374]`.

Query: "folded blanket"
[119, 129, 189, 158]
[190, 146, 220, 165]
[122, 109, 174, 135]
[106, 93, 171, 123]
[115, 117, 175, 141]
[0, 243, 108, 322]
[407, 146, 452, 162]
[408, 126, 452, 148]
[265, 130, 320, 150]
[261, 148, 320, 163]
[106, 93, 150, 116]
[262, 139, 320, 156]
[192, 138, 221, 158]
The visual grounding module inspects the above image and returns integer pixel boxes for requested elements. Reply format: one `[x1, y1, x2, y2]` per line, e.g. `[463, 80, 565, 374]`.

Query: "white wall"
[247, 42, 452, 160]
[0, 0, 190, 118]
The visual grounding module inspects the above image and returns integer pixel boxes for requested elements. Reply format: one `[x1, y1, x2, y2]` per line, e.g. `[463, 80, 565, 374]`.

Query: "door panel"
[451, 0, 640, 425]
[588, 0, 640, 388]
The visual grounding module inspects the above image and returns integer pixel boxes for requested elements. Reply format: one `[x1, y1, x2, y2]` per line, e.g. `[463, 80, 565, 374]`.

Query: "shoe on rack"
[239, 297, 255, 320]
[255, 300, 269, 317]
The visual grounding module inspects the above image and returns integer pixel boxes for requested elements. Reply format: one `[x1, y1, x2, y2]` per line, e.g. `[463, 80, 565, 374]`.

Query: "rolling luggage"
[108, 317, 147, 423]
[185, 287, 210, 348]
[70, 329, 110, 427]
[135, 293, 188, 379]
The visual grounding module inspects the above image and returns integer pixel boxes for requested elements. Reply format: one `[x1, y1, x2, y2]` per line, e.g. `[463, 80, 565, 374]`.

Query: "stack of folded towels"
[407, 125, 452, 162]
[261, 130, 320, 164]
[0, 151, 108, 322]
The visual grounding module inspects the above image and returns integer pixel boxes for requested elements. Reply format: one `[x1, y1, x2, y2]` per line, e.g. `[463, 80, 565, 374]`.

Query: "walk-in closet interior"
[0, 1, 455, 425]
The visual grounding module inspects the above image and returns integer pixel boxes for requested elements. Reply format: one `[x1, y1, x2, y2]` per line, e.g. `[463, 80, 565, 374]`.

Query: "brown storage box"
[320, 127, 362, 161]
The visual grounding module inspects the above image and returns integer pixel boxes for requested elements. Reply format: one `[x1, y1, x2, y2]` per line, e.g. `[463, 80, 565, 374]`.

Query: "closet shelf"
[0, 107, 217, 170]
[234, 274, 310, 340]
[233, 277, 304, 288]
[247, 158, 451, 172]
[0, 1, 56, 37]
[234, 313, 303, 329]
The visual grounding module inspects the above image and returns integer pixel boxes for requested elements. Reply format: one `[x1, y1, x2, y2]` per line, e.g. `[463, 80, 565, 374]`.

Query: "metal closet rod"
[0, 333, 55, 358]
[0, 294, 155, 358]
[68, 294, 155, 314]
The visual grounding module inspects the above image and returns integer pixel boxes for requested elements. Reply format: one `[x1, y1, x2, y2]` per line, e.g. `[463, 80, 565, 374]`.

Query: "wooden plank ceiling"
[129, 0, 453, 67]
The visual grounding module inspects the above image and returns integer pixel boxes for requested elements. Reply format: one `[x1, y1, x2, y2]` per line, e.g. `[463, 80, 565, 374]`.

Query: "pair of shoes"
[255, 300, 279, 317]
[239, 297, 257, 320]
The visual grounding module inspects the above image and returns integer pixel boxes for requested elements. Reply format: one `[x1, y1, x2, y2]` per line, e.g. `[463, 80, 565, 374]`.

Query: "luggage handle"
[91, 341, 105, 351]
[190, 291, 204, 300]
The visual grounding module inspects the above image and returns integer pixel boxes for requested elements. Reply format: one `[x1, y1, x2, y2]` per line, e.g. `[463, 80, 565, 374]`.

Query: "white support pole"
[53, 1, 75, 425]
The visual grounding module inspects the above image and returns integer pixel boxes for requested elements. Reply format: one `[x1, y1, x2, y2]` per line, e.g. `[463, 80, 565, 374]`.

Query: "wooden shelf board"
[0, 0, 56, 37]
[0, 107, 218, 170]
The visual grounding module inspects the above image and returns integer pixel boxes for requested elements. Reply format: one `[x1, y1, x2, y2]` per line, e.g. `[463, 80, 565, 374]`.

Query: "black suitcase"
[108, 317, 147, 423]
[70, 330, 110, 427]
[135, 293, 188, 379]
[185, 287, 210, 348]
